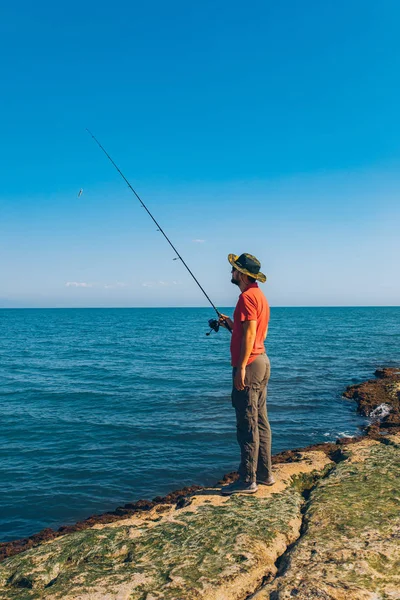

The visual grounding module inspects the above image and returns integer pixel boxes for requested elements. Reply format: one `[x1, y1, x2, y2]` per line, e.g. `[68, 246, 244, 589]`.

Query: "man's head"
[228, 253, 266, 289]
[230, 267, 256, 287]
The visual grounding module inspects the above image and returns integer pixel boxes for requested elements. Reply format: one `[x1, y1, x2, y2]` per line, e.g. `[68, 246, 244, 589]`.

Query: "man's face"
[231, 267, 240, 286]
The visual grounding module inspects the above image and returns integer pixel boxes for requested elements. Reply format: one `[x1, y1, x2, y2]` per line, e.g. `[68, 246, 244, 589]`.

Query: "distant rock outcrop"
[343, 367, 400, 433]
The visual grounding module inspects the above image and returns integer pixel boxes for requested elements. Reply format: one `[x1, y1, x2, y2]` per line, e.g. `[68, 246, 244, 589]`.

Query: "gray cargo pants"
[231, 353, 272, 483]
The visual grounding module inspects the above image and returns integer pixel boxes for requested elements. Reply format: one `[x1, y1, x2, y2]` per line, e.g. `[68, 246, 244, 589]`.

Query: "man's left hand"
[234, 366, 247, 391]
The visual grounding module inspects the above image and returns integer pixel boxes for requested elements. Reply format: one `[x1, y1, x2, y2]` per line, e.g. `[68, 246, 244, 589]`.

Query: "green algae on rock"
[255, 436, 400, 600]
[2, 437, 399, 600]
[0, 486, 308, 600]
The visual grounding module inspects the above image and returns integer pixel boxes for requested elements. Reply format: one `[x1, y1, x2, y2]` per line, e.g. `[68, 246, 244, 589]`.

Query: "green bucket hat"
[228, 253, 266, 283]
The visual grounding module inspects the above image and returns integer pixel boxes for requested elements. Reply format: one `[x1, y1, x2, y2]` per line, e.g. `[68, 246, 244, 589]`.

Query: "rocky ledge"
[0, 367, 399, 600]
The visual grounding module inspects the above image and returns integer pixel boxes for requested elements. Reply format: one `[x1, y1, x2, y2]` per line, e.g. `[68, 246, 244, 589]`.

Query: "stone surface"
[253, 435, 400, 600]
[343, 367, 400, 432]
[0, 454, 332, 600]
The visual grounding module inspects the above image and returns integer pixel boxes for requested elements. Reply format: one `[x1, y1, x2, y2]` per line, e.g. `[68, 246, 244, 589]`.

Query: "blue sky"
[1, 0, 399, 307]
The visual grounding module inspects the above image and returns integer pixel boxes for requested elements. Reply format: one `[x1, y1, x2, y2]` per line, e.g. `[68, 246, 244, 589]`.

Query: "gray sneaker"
[256, 475, 276, 486]
[221, 480, 258, 496]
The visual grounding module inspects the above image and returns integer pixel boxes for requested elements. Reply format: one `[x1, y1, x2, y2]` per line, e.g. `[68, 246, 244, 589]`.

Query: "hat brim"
[228, 254, 266, 283]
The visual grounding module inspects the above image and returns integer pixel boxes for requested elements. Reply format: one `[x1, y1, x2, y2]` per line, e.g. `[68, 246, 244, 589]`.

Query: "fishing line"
[86, 129, 231, 334]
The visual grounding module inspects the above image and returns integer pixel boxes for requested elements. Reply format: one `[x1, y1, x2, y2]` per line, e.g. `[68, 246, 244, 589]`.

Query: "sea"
[1, 307, 399, 542]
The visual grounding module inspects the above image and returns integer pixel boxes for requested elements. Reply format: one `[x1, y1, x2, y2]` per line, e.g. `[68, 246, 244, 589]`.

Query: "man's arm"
[234, 320, 257, 390]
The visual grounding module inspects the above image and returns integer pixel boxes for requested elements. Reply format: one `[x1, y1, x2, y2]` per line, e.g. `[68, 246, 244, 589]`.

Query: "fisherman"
[87, 138, 274, 491]
[219, 253, 274, 495]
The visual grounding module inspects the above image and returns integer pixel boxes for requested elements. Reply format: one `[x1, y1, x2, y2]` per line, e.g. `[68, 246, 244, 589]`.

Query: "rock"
[343, 368, 400, 430]
[0, 453, 332, 600]
[253, 435, 400, 600]
[175, 496, 193, 510]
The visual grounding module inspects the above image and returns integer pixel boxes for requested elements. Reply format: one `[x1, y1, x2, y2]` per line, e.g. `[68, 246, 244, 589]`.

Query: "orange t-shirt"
[230, 283, 270, 367]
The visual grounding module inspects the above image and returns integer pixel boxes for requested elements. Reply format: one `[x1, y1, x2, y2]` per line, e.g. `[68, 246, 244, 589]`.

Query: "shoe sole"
[256, 480, 276, 486]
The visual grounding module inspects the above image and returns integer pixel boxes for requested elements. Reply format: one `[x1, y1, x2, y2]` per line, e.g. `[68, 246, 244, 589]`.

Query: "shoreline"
[1, 366, 399, 564]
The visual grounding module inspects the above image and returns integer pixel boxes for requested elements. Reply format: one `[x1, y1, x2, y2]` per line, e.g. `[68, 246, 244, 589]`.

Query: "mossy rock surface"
[2, 437, 398, 600]
[0, 486, 305, 599]
[256, 436, 400, 600]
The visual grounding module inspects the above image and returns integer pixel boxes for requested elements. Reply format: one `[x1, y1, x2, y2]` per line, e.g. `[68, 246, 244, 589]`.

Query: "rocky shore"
[0, 367, 399, 600]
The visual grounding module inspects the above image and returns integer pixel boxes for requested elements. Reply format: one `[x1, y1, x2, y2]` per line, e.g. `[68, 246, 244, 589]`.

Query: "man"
[219, 253, 274, 495]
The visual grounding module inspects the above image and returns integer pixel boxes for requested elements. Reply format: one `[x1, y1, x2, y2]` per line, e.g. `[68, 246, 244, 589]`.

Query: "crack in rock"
[250, 436, 400, 600]
[246, 458, 342, 600]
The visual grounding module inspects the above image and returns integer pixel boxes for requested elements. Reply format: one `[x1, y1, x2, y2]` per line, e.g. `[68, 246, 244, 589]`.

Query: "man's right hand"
[219, 314, 233, 330]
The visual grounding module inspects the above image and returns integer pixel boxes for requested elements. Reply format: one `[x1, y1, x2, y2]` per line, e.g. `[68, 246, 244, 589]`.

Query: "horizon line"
[0, 305, 399, 310]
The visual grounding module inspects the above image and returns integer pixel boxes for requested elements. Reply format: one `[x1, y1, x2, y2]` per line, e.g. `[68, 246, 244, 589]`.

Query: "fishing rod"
[86, 129, 231, 335]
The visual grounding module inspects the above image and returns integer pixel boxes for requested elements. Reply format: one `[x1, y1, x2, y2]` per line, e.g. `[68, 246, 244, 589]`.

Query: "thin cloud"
[193, 239, 205, 243]
[66, 281, 128, 290]
[65, 282, 93, 288]
[142, 280, 181, 288]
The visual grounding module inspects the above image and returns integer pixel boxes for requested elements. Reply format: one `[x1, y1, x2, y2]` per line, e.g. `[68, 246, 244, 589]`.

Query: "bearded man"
[220, 253, 274, 495]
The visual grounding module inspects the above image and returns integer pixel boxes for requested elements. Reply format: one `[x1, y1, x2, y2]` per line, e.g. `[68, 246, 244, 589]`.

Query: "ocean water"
[0, 307, 399, 542]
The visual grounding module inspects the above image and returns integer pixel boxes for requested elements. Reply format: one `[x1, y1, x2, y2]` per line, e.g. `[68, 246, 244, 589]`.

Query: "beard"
[231, 277, 240, 286]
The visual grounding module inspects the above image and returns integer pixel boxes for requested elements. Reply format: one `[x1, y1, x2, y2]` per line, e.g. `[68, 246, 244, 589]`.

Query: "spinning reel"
[206, 318, 220, 336]
[206, 316, 232, 336]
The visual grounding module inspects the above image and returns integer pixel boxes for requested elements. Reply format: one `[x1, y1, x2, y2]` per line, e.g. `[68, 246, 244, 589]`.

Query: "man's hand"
[219, 314, 233, 330]
[234, 366, 247, 391]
